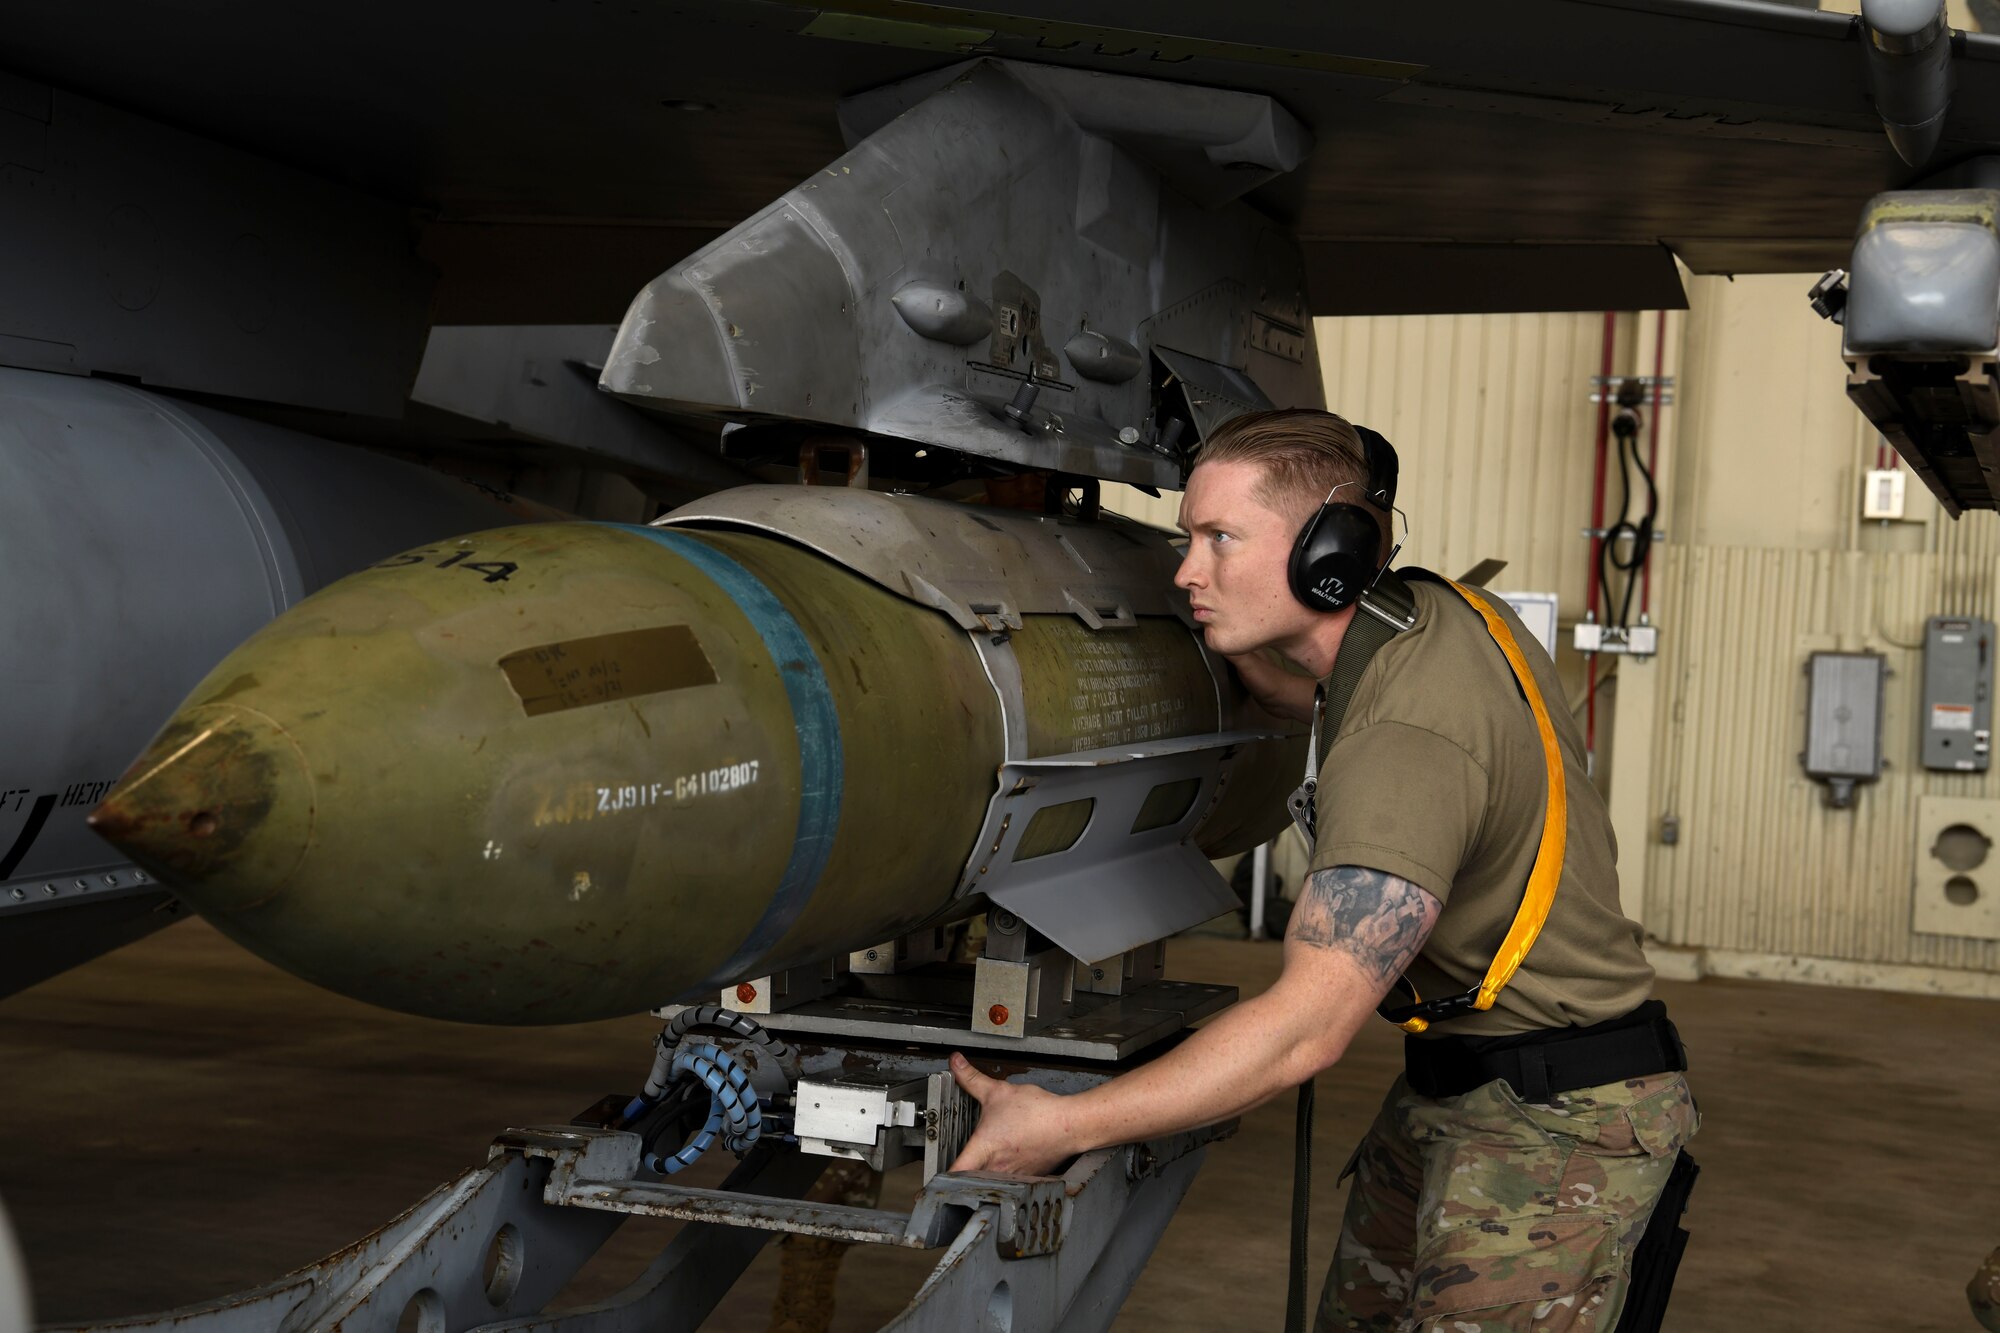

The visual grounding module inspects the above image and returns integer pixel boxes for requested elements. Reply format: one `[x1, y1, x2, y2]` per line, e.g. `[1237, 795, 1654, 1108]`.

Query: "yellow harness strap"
[1385, 580, 1568, 1034]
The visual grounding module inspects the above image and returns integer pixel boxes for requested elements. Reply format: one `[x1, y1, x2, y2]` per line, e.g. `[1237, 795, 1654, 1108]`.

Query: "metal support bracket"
[679, 960, 1233, 1063]
[971, 945, 1074, 1038]
[906, 1172, 1070, 1259]
[718, 954, 849, 1015]
[1077, 939, 1168, 997]
[1588, 374, 1676, 406]
[959, 728, 1286, 964]
[849, 923, 952, 975]
[63, 1046, 1230, 1333]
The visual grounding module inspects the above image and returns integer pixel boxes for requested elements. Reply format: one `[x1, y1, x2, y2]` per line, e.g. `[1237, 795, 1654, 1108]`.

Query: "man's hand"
[944, 1052, 1076, 1176]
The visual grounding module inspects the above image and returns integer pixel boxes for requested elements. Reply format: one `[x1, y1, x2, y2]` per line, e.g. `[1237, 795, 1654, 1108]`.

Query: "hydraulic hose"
[642, 1041, 764, 1175]
[619, 1005, 789, 1175]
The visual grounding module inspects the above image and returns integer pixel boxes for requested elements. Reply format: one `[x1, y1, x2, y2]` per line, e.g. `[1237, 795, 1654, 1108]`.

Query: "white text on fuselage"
[530, 762, 761, 828]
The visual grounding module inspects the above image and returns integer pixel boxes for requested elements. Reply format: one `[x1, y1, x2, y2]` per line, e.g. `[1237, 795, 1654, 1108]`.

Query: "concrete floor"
[2, 920, 1995, 1331]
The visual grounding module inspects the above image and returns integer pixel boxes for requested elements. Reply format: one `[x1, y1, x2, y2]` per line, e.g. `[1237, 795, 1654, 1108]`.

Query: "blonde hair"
[1194, 409, 1391, 557]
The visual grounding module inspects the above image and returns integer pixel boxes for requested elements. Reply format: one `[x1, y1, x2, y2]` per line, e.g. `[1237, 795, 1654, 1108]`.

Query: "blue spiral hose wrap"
[641, 1041, 763, 1175]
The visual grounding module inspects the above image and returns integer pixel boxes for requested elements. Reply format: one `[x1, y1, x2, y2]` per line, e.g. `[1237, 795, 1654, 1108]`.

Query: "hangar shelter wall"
[1108, 272, 2000, 999]
[1643, 274, 2000, 998]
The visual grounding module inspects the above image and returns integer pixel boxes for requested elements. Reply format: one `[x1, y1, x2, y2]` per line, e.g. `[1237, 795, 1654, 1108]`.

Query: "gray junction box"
[1803, 651, 1886, 808]
[1922, 616, 1994, 772]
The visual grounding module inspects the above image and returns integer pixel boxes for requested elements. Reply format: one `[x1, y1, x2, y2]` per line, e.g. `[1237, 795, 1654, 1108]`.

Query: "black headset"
[1286, 426, 1400, 613]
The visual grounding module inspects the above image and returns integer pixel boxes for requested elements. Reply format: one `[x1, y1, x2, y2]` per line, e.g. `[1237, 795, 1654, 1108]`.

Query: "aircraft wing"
[4, 0, 1989, 323]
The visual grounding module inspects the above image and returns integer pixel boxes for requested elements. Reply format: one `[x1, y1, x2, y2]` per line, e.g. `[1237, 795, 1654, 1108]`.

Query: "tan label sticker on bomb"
[499, 625, 717, 717]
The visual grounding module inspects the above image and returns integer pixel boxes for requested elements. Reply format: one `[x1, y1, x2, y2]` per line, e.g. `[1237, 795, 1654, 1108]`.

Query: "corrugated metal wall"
[1109, 312, 1621, 617]
[1644, 541, 2000, 972]
[1939, 501, 2000, 607]
[1315, 313, 1614, 612]
[1112, 312, 1624, 608]
[1642, 273, 2000, 980]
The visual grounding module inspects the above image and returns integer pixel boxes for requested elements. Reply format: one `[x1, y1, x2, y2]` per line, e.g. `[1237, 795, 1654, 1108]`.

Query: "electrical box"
[1862, 468, 1907, 520]
[1570, 618, 1659, 657]
[1921, 616, 1993, 772]
[1802, 651, 1885, 808]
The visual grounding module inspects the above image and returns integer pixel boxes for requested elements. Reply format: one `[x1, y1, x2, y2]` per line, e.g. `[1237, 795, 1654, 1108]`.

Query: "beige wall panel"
[1645, 541, 2000, 973]
[1672, 274, 1880, 551]
[1314, 312, 1611, 612]
[1939, 503, 2000, 609]
[1106, 312, 1623, 620]
[1674, 271, 1955, 561]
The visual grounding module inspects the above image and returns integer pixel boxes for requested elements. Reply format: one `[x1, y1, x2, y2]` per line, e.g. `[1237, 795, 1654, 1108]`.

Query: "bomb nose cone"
[89, 704, 314, 910]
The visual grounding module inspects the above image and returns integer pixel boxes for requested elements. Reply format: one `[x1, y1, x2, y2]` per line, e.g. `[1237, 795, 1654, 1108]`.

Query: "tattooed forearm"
[1287, 866, 1439, 986]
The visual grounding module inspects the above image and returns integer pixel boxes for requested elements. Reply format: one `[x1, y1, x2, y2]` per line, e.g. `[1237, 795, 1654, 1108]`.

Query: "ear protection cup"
[1286, 426, 1399, 612]
[1289, 505, 1383, 612]
[1356, 426, 1397, 511]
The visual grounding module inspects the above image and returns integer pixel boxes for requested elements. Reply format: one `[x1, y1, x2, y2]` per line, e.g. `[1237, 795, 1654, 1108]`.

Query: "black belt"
[1404, 999, 1687, 1102]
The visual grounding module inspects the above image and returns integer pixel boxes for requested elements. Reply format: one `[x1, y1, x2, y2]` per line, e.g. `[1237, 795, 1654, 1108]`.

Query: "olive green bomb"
[92, 498, 1299, 1024]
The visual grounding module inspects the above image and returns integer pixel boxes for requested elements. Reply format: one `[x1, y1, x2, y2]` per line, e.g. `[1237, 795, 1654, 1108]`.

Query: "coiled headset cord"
[1598, 406, 1658, 632]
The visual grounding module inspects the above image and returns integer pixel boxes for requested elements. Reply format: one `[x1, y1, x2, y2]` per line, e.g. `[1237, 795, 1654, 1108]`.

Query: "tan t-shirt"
[1309, 579, 1652, 1037]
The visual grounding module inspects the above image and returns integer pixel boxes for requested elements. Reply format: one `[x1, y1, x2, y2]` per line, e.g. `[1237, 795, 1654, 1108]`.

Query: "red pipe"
[1587, 311, 1616, 759]
[1586, 311, 1616, 623]
[1642, 308, 1665, 618]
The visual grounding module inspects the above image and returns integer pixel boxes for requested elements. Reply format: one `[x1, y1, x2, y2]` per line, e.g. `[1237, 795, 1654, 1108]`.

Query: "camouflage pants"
[1316, 1071, 1699, 1332]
